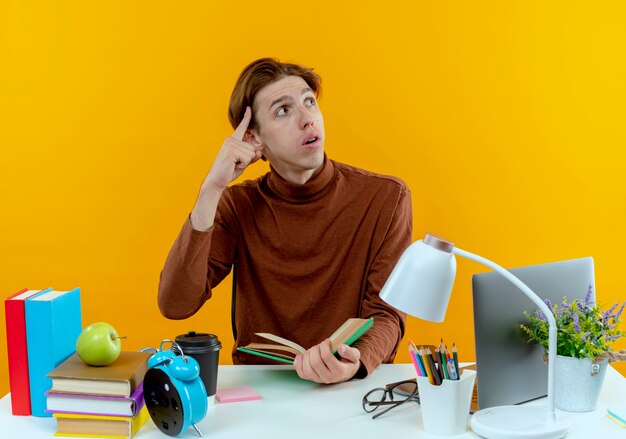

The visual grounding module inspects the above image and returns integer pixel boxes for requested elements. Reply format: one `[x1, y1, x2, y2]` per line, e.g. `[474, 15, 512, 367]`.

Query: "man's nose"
[298, 106, 315, 129]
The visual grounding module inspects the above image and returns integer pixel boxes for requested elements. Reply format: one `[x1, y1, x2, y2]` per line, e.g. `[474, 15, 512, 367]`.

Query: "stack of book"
[46, 351, 151, 438]
[4, 287, 82, 416]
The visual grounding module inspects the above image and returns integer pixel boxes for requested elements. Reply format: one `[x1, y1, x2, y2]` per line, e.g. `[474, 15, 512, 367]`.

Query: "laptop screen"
[472, 257, 595, 409]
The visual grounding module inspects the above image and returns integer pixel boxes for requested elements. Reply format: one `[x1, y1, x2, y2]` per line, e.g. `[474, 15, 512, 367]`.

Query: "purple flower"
[581, 332, 590, 342]
[615, 302, 625, 321]
[573, 313, 580, 332]
[603, 303, 618, 322]
[535, 309, 547, 321]
[605, 334, 621, 342]
[583, 284, 594, 306]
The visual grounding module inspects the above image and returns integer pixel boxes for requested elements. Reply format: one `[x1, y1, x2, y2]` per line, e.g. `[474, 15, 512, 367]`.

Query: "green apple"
[76, 322, 122, 366]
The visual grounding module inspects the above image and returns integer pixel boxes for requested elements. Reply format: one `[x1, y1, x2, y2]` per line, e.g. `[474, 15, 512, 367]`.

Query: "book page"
[328, 318, 369, 352]
[255, 333, 306, 354]
[9, 289, 41, 300]
[244, 343, 302, 357]
[51, 378, 130, 396]
[30, 290, 67, 301]
[241, 345, 299, 360]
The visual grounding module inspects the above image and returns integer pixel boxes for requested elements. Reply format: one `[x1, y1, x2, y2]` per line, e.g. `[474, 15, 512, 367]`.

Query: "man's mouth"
[303, 135, 320, 146]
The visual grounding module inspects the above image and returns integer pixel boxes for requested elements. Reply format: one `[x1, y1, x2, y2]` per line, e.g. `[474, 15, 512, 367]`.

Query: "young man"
[158, 58, 412, 384]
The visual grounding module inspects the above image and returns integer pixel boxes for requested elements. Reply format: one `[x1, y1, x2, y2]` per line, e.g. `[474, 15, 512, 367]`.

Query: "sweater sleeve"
[158, 195, 237, 320]
[353, 184, 412, 377]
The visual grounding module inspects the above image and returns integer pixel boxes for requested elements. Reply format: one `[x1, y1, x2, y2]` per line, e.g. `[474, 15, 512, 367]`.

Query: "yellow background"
[2, 1, 625, 396]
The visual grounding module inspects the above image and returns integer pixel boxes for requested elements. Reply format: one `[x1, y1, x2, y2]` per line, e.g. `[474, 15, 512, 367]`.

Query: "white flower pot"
[555, 355, 608, 412]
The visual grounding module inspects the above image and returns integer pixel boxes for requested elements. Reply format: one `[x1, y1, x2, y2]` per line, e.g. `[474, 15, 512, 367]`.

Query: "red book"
[4, 288, 51, 415]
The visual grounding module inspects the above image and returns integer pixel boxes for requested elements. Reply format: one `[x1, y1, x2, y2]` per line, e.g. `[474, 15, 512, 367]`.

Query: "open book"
[237, 317, 374, 364]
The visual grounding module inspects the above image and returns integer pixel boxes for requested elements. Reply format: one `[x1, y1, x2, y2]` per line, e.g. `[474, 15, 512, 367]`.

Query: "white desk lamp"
[380, 233, 569, 439]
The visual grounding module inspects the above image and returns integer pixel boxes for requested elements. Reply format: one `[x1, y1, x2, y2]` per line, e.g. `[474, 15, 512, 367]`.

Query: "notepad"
[216, 386, 261, 403]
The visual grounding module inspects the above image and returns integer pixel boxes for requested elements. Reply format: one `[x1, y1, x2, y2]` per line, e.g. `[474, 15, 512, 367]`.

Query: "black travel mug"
[174, 331, 222, 402]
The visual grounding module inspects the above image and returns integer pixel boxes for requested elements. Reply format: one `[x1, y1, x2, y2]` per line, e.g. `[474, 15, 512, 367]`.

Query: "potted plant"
[520, 285, 625, 412]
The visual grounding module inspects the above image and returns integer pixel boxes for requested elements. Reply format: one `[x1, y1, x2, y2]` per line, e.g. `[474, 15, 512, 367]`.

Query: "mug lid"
[175, 331, 222, 351]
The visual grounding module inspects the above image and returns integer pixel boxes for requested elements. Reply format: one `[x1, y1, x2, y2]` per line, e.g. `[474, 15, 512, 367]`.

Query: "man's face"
[249, 75, 325, 182]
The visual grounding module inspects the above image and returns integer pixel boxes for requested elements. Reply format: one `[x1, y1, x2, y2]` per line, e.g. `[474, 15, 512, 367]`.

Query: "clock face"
[144, 368, 185, 436]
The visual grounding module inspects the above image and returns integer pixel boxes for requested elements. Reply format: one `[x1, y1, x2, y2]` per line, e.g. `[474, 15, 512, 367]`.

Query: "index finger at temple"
[232, 106, 252, 140]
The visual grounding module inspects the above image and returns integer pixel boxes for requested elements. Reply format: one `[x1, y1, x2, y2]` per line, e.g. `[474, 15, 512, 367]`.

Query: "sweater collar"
[267, 154, 335, 203]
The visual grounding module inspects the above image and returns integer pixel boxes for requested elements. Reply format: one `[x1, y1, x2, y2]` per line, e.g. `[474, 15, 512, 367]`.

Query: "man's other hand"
[293, 339, 361, 384]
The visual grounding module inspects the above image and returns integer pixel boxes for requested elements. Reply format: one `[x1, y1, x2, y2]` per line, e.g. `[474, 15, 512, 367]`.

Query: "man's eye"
[276, 107, 287, 116]
[305, 97, 316, 106]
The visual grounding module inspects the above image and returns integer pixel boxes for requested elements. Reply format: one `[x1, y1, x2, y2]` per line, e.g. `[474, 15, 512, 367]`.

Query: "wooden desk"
[2, 364, 625, 438]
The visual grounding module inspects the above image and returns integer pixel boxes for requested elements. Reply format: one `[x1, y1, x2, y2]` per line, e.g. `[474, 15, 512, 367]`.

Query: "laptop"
[472, 257, 595, 409]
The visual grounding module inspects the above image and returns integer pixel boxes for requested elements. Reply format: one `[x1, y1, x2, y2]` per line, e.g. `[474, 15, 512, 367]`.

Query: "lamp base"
[471, 406, 569, 439]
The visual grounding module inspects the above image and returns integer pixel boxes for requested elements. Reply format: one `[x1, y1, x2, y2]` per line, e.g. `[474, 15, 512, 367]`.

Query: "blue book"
[25, 288, 82, 417]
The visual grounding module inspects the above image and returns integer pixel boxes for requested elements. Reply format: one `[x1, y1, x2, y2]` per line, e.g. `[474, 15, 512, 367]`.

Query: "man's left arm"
[351, 182, 412, 378]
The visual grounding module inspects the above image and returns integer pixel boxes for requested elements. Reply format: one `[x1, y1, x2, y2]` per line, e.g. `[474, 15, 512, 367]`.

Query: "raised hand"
[190, 106, 263, 231]
[204, 106, 264, 191]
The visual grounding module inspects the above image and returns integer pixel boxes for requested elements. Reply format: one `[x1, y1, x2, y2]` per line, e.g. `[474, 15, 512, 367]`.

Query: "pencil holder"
[416, 370, 476, 436]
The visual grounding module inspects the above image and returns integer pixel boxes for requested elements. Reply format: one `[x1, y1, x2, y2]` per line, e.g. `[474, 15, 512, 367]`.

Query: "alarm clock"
[144, 340, 208, 437]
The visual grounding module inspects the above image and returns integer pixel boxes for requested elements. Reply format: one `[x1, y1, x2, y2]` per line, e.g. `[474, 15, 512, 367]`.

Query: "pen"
[447, 358, 459, 380]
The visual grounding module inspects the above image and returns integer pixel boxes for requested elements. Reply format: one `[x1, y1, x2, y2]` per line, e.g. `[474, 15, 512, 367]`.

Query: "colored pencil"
[419, 348, 435, 385]
[408, 345, 422, 377]
[439, 348, 450, 380]
[425, 347, 441, 385]
[414, 347, 427, 377]
[452, 343, 460, 374]
[434, 348, 445, 381]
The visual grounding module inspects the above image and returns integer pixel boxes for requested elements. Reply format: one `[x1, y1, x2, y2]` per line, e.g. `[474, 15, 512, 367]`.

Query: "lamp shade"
[379, 238, 456, 322]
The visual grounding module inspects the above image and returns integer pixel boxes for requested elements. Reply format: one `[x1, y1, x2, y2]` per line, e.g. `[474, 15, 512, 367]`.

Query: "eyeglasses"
[362, 379, 419, 419]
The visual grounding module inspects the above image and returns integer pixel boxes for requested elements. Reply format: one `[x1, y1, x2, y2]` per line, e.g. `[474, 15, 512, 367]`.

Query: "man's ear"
[243, 130, 263, 147]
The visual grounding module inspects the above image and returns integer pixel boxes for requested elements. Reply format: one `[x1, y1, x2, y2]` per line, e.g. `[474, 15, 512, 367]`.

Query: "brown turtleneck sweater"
[158, 155, 412, 376]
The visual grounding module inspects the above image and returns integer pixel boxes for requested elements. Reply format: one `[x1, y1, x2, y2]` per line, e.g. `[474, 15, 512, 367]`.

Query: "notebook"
[472, 257, 595, 409]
